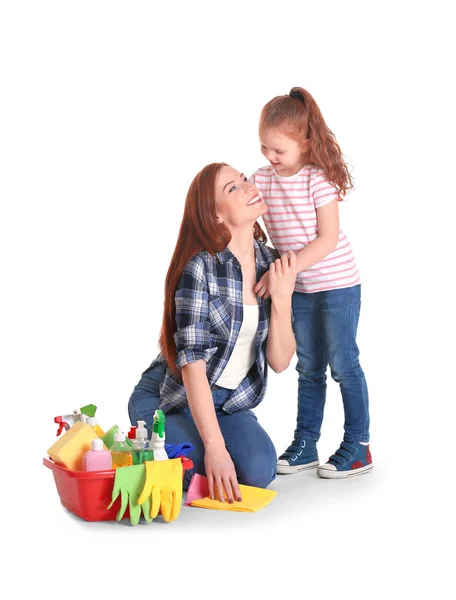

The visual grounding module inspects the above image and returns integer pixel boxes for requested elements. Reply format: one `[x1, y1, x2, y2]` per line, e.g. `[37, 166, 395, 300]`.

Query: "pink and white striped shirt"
[251, 165, 361, 294]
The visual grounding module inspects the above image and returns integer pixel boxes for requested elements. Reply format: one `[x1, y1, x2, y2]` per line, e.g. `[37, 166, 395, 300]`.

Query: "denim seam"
[349, 286, 369, 441]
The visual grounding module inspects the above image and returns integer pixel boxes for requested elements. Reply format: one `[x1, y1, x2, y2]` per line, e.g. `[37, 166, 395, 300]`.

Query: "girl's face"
[259, 128, 309, 177]
[215, 166, 267, 230]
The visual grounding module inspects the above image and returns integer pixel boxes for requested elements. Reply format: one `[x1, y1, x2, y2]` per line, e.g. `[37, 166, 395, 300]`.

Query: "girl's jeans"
[128, 363, 277, 489]
[292, 284, 370, 443]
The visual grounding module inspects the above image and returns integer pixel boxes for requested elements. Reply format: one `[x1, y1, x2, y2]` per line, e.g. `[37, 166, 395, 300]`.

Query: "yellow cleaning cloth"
[190, 484, 277, 512]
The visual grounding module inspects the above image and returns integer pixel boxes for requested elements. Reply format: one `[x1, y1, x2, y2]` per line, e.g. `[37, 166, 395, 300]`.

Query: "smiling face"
[215, 166, 267, 231]
[259, 128, 309, 177]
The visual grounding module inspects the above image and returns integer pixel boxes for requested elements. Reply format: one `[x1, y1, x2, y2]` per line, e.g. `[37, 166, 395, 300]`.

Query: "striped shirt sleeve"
[310, 169, 340, 208]
[173, 255, 217, 369]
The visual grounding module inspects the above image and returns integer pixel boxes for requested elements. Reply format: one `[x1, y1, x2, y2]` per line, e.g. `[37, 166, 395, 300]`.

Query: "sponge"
[47, 421, 100, 470]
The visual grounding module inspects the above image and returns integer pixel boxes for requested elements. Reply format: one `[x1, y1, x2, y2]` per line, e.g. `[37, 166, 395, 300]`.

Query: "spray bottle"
[151, 410, 168, 461]
[86, 416, 105, 438]
[53, 404, 98, 436]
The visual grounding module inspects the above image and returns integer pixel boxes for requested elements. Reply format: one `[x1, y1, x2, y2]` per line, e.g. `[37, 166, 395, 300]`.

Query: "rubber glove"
[137, 458, 183, 522]
[165, 442, 194, 459]
[107, 465, 152, 526]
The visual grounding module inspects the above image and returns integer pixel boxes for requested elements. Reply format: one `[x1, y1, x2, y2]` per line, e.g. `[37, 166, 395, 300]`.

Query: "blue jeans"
[128, 364, 277, 490]
[292, 284, 370, 443]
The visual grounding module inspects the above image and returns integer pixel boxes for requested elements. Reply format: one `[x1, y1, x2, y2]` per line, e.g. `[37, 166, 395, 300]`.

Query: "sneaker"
[277, 437, 319, 474]
[317, 441, 373, 479]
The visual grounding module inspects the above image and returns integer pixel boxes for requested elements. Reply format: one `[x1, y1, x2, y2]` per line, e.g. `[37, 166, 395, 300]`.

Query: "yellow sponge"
[47, 421, 101, 471]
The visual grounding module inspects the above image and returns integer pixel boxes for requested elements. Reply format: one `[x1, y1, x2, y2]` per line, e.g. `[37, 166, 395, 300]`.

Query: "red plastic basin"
[43, 456, 193, 522]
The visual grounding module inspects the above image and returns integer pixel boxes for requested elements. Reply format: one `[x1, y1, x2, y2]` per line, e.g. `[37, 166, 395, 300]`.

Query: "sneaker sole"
[317, 463, 373, 479]
[277, 460, 320, 475]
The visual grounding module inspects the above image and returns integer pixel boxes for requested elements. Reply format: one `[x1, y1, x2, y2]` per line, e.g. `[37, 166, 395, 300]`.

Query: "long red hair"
[159, 162, 266, 376]
[260, 87, 353, 197]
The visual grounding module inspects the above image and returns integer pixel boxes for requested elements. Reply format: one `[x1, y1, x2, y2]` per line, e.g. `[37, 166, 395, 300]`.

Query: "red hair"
[159, 162, 267, 376]
[260, 87, 353, 197]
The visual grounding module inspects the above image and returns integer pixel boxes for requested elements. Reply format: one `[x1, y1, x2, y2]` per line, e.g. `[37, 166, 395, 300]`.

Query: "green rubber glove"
[107, 465, 152, 526]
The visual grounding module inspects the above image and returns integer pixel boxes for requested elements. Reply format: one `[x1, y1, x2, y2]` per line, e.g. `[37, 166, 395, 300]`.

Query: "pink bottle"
[81, 438, 113, 471]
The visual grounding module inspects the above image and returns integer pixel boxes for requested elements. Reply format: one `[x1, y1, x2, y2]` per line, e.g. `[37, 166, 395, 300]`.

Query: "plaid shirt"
[147, 239, 279, 414]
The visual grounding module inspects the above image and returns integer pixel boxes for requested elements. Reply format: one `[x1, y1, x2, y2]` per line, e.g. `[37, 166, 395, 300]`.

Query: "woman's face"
[215, 166, 267, 230]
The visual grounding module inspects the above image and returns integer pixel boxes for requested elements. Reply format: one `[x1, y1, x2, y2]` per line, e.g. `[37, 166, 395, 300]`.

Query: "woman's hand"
[268, 250, 297, 304]
[204, 441, 242, 503]
[254, 271, 270, 300]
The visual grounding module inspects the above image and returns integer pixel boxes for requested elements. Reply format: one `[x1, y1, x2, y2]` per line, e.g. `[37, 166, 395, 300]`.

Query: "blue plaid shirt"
[146, 239, 279, 414]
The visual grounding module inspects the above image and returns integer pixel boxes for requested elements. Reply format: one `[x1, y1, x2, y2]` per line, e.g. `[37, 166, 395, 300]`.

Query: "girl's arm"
[266, 252, 297, 372]
[181, 361, 241, 503]
[295, 200, 340, 273]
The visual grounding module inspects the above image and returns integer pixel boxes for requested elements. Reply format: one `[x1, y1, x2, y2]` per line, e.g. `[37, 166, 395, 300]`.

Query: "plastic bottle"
[132, 420, 153, 464]
[110, 429, 133, 469]
[86, 416, 105, 438]
[151, 410, 168, 461]
[101, 424, 120, 449]
[82, 438, 112, 471]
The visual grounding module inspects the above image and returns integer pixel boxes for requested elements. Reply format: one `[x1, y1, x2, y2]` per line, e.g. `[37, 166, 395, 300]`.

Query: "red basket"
[43, 456, 193, 522]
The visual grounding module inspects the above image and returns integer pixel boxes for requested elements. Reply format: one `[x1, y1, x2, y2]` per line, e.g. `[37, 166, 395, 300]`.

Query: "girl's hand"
[204, 442, 242, 503]
[268, 251, 297, 304]
[254, 271, 270, 299]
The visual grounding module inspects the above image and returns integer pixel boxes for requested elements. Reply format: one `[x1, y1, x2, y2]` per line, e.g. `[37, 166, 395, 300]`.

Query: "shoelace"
[279, 439, 307, 459]
[328, 441, 356, 466]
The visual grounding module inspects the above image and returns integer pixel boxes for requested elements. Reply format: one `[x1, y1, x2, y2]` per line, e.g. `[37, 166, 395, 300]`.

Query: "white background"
[1, 1, 455, 598]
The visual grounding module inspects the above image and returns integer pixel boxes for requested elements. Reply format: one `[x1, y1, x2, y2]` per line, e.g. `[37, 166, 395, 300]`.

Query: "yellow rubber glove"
[137, 458, 183, 522]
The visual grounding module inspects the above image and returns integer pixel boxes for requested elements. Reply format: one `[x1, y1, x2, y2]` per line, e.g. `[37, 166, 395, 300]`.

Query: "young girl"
[251, 87, 372, 478]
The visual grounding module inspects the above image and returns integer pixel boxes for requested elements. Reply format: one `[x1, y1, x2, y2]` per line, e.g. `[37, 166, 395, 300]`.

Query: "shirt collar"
[215, 239, 269, 269]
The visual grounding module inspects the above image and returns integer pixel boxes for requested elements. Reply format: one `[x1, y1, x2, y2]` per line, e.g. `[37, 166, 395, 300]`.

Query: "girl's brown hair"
[260, 86, 353, 197]
[159, 162, 266, 376]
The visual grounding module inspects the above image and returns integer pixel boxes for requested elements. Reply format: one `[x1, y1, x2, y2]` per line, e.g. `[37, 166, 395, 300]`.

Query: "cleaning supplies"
[151, 410, 168, 461]
[47, 421, 100, 470]
[53, 404, 98, 436]
[101, 425, 120, 449]
[110, 429, 133, 469]
[86, 416, 105, 438]
[132, 420, 153, 464]
[82, 438, 112, 471]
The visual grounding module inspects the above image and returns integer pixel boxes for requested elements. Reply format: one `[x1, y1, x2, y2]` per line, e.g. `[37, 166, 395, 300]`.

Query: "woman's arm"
[181, 361, 242, 503]
[266, 252, 297, 372]
[173, 256, 241, 503]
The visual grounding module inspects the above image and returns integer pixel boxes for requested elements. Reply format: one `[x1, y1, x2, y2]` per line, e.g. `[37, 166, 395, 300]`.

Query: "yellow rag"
[190, 484, 277, 512]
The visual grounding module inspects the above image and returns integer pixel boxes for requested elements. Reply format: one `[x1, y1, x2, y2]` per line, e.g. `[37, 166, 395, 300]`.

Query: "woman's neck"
[228, 227, 256, 266]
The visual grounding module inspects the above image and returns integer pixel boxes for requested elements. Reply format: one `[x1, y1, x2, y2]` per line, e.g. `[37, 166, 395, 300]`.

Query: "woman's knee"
[235, 437, 277, 489]
[128, 377, 162, 428]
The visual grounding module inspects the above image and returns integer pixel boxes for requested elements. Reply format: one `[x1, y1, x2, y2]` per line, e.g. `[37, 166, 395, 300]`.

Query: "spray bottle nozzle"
[152, 410, 166, 438]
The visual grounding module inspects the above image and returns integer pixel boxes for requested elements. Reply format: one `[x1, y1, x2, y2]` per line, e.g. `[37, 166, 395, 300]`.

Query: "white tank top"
[216, 304, 259, 390]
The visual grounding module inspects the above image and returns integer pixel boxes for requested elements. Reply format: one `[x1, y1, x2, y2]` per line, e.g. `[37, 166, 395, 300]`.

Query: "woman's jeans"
[292, 284, 370, 444]
[128, 364, 277, 490]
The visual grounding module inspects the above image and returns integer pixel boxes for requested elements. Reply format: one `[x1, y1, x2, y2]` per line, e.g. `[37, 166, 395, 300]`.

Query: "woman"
[128, 163, 296, 503]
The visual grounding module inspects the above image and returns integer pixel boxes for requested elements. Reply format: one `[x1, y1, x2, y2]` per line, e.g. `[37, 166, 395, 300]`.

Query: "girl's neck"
[228, 227, 256, 266]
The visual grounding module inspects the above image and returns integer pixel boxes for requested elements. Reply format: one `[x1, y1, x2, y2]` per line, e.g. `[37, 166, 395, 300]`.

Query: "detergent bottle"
[101, 424, 120, 449]
[82, 438, 112, 471]
[86, 416, 105, 438]
[151, 410, 168, 461]
[132, 420, 153, 464]
[110, 429, 133, 469]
